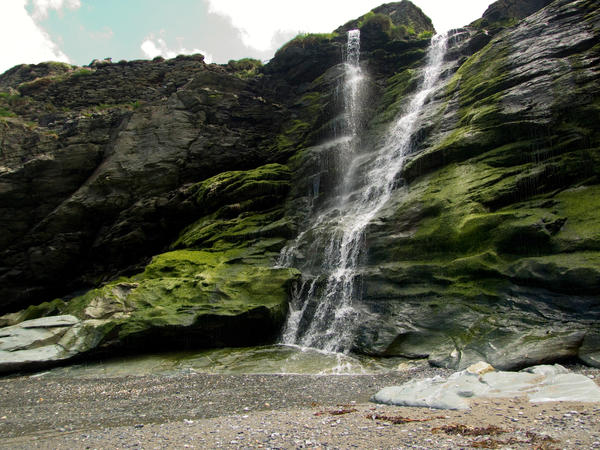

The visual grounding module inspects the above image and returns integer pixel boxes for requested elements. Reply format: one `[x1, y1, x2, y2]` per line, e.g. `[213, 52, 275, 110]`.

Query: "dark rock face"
[482, 0, 554, 23]
[0, 0, 599, 372]
[336, 0, 435, 35]
[0, 58, 292, 312]
[357, 0, 600, 369]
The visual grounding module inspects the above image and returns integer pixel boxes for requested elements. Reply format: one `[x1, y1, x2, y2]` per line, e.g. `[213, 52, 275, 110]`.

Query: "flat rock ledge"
[0, 315, 86, 373]
[372, 362, 600, 410]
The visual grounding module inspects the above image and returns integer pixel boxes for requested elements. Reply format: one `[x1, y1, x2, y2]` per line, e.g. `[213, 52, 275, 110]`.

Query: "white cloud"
[207, 0, 492, 52]
[207, 0, 369, 52]
[140, 36, 213, 64]
[0, 0, 71, 74]
[414, 0, 491, 32]
[31, 0, 81, 21]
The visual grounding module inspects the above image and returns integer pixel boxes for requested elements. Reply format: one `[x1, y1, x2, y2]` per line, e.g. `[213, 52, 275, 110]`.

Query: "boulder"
[0, 250, 299, 373]
[0, 315, 82, 373]
[372, 364, 600, 410]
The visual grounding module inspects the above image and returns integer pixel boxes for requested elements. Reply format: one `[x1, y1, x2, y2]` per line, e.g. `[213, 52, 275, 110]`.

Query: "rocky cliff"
[0, 0, 598, 373]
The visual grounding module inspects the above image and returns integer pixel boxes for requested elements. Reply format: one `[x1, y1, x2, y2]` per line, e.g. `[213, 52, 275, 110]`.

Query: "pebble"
[0, 367, 598, 448]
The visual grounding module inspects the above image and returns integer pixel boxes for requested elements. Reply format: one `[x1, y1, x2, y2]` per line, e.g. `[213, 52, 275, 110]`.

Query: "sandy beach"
[1, 364, 599, 449]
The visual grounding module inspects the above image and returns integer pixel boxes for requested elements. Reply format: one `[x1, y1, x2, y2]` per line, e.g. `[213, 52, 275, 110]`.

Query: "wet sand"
[1, 364, 599, 449]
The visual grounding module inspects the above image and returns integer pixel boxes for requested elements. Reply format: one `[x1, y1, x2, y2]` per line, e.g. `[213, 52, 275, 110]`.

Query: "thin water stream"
[18, 33, 450, 380]
[280, 31, 449, 353]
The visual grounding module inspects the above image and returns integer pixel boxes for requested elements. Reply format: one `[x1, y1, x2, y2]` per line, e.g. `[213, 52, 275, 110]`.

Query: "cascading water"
[280, 31, 449, 354]
[344, 29, 363, 140]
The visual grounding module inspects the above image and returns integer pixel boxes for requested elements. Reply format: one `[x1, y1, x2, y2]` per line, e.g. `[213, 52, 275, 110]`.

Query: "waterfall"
[344, 29, 363, 139]
[280, 32, 449, 353]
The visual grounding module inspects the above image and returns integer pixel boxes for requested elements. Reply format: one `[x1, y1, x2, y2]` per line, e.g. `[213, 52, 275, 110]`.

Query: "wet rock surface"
[0, 0, 599, 374]
[357, 0, 600, 369]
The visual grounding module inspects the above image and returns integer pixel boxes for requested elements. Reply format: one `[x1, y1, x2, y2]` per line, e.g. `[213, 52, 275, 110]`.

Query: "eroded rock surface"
[372, 363, 600, 410]
[0, 0, 599, 373]
[354, 0, 600, 369]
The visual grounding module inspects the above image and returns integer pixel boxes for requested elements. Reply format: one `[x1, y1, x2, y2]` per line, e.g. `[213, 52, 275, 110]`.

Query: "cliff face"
[360, 0, 600, 369]
[0, 0, 599, 372]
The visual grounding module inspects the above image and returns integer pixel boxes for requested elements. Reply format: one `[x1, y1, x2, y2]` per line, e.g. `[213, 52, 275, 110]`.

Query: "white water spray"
[281, 32, 449, 353]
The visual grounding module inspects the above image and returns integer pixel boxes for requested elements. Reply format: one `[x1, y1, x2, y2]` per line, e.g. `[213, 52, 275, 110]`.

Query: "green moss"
[192, 163, 290, 214]
[173, 209, 291, 251]
[58, 249, 300, 344]
[3, 299, 67, 324]
[372, 145, 600, 295]
[470, 16, 519, 32]
[298, 92, 323, 118]
[270, 119, 312, 157]
[227, 58, 263, 79]
[403, 41, 529, 182]
[172, 163, 293, 257]
[447, 39, 510, 107]
[0, 92, 20, 101]
[552, 185, 600, 251]
[276, 32, 339, 55]
[371, 69, 418, 127]
[0, 106, 15, 117]
[417, 30, 434, 40]
[71, 68, 93, 78]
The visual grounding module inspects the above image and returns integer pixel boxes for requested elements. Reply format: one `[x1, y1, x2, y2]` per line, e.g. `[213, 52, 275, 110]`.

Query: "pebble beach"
[1, 363, 599, 449]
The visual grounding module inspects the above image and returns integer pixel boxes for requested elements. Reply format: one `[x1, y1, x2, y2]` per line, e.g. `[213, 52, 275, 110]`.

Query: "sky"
[0, 0, 495, 74]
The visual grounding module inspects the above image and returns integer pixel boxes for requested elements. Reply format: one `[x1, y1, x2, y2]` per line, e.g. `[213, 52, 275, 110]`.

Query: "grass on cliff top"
[275, 32, 339, 56]
[226, 58, 263, 79]
[357, 11, 434, 40]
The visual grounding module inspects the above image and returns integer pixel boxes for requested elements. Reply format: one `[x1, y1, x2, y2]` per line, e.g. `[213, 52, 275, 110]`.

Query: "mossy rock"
[0, 248, 300, 372]
[191, 163, 291, 215]
[2, 249, 301, 360]
[174, 163, 295, 254]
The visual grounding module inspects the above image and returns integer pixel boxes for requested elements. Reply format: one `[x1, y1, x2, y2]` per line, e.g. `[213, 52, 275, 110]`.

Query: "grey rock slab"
[0, 315, 80, 351]
[19, 315, 79, 328]
[0, 344, 71, 373]
[579, 334, 600, 368]
[0, 315, 81, 373]
[372, 363, 600, 410]
[528, 373, 600, 403]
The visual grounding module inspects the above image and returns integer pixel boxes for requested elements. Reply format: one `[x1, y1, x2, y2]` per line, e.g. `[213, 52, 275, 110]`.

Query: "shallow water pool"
[32, 344, 421, 378]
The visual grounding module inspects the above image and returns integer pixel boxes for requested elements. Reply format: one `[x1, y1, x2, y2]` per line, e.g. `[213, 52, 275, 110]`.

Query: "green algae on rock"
[0, 0, 599, 374]
[358, 0, 600, 369]
[0, 248, 299, 372]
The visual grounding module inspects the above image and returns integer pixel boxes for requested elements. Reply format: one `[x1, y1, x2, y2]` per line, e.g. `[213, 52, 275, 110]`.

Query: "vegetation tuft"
[276, 32, 339, 55]
[227, 58, 263, 79]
